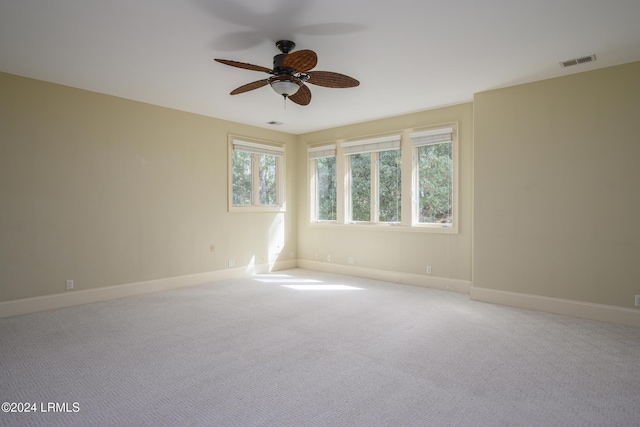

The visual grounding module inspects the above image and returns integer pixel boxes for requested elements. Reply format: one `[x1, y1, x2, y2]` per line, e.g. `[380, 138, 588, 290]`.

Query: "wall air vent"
[560, 54, 596, 68]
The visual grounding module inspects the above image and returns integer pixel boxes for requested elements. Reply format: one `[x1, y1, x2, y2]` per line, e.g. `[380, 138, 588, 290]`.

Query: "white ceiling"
[1, 0, 640, 135]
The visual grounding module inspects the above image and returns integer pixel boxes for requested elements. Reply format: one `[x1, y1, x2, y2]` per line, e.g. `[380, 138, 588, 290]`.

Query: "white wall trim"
[297, 260, 471, 294]
[0, 260, 296, 318]
[9, 262, 634, 328]
[470, 286, 640, 328]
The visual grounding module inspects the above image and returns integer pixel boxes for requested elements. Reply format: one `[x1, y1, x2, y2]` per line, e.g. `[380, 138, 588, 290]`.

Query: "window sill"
[230, 206, 286, 213]
[307, 221, 457, 234]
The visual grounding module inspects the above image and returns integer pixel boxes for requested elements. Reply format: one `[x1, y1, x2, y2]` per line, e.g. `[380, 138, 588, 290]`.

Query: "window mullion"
[275, 156, 282, 207]
[372, 152, 379, 223]
[310, 159, 318, 221]
[346, 155, 353, 222]
[411, 152, 419, 225]
[251, 153, 260, 206]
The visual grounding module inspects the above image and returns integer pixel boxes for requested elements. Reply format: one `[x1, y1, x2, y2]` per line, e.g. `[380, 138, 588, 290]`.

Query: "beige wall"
[3, 60, 638, 313]
[0, 72, 297, 301]
[296, 103, 474, 283]
[473, 61, 640, 308]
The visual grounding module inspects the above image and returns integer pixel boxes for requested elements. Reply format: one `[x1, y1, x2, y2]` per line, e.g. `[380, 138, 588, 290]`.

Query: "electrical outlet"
[635, 295, 640, 307]
[327, 255, 331, 262]
[348, 257, 355, 265]
[426, 266, 432, 274]
[228, 259, 235, 267]
[261, 256, 266, 263]
[66, 279, 74, 290]
[209, 244, 215, 252]
[290, 251, 295, 259]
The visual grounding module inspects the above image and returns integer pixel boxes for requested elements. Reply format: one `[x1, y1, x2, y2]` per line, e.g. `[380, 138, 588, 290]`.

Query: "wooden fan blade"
[214, 59, 272, 73]
[288, 84, 312, 106]
[230, 79, 269, 95]
[307, 71, 359, 88]
[283, 49, 318, 72]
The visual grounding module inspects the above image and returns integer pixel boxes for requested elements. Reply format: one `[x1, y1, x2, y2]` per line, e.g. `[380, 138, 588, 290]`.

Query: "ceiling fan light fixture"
[269, 76, 301, 97]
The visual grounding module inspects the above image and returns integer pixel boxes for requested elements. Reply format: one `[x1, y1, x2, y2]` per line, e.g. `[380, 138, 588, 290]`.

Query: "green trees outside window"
[316, 156, 337, 221]
[232, 152, 278, 207]
[232, 151, 252, 206]
[417, 142, 452, 224]
[378, 149, 401, 223]
[259, 154, 277, 206]
[350, 149, 401, 223]
[350, 152, 371, 221]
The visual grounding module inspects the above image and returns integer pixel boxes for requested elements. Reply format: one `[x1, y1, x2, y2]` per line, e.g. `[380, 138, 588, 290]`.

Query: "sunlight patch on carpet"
[256, 278, 323, 284]
[281, 284, 364, 291]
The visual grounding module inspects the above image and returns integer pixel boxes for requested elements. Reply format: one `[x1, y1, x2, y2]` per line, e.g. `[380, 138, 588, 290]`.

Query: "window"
[308, 145, 337, 221]
[410, 126, 457, 230]
[307, 123, 458, 232]
[343, 135, 401, 223]
[229, 135, 285, 212]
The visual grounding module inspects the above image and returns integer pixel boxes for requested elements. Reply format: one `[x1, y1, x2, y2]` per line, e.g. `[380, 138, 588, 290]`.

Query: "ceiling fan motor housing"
[273, 53, 288, 74]
[273, 41, 296, 75]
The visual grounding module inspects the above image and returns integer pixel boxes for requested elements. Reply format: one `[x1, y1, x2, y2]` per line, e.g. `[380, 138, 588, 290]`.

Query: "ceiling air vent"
[560, 54, 596, 68]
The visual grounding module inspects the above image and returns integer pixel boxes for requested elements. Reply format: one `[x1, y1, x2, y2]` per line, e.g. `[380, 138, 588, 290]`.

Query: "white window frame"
[410, 123, 458, 233]
[228, 134, 286, 213]
[307, 123, 458, 233]
[342, 134, 402, 225]
[308, 144, 337, 223]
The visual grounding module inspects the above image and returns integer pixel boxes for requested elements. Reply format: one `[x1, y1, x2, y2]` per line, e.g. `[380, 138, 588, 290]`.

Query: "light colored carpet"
[1, 269, 639, 426]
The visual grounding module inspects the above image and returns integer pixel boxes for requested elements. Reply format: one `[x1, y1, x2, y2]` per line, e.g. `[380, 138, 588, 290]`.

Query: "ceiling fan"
[214, 40, 359, 106]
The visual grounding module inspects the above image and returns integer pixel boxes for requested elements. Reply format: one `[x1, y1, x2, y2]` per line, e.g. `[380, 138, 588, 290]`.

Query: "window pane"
[232, 150, 252, 205]
[351, 152, 371, 222]
[378, 149, 402, 222]
[259, 154, 277, 206]
[317, 156, 337, 220]
[418, 142, 452, 223]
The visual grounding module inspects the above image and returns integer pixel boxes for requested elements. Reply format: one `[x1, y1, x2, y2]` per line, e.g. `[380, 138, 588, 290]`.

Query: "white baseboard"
[297, 260, 472, 294]
[9, 261, 633, 328]
[0, 260, 296, 318]
[470, 286, 640, 328]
